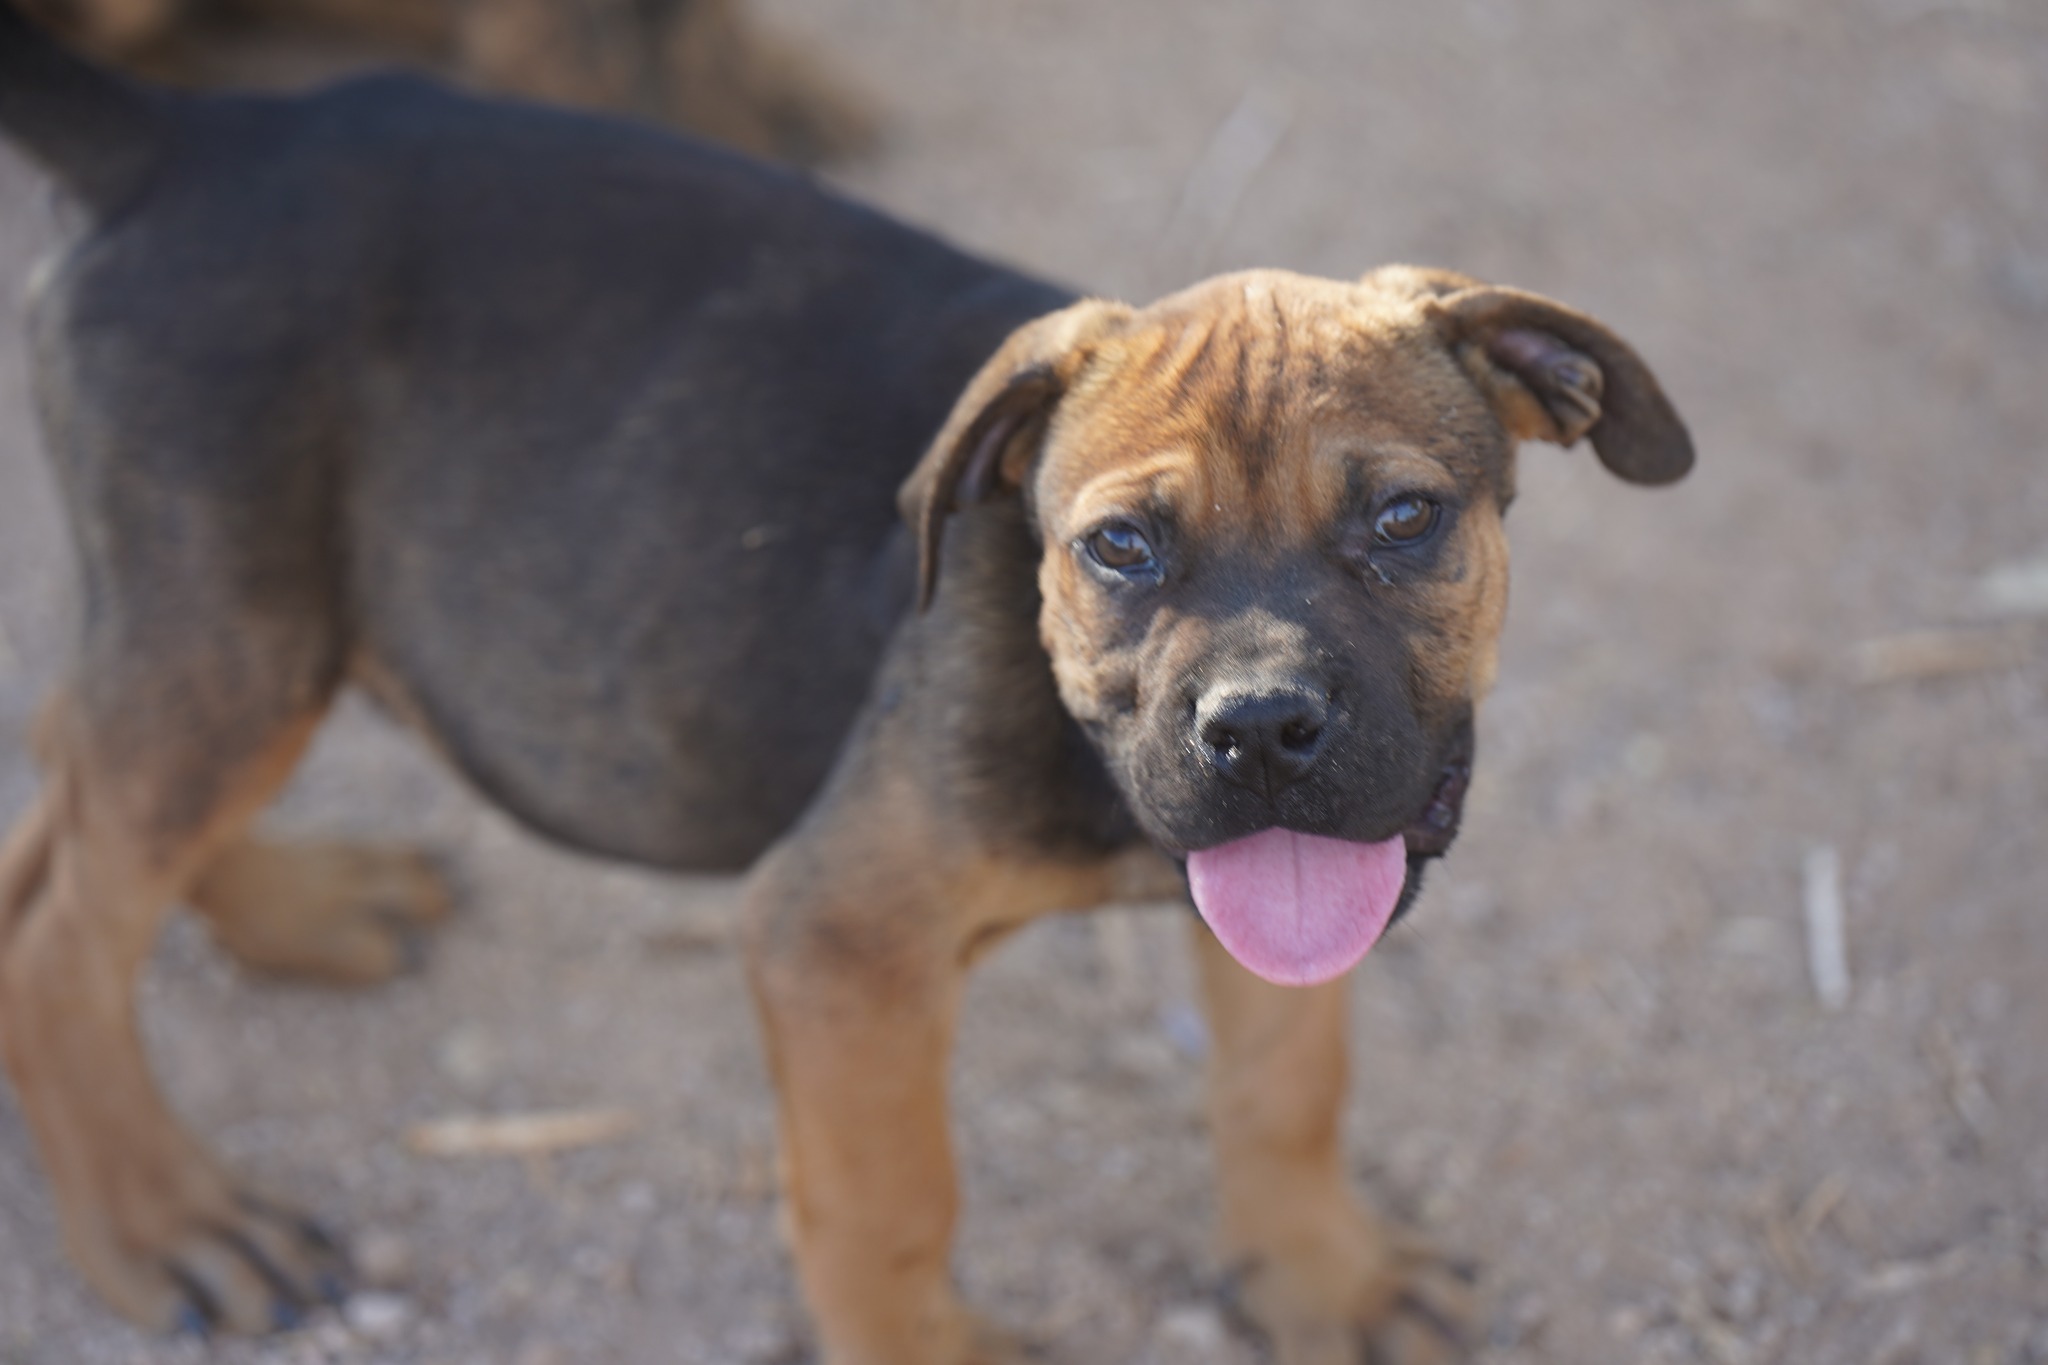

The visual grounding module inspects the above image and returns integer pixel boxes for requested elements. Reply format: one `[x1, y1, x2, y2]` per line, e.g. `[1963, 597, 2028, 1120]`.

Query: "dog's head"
[902, 266, 1691, 984]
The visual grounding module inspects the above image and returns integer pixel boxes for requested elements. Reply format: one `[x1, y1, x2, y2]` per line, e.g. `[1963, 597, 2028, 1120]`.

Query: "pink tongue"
[1186, 828, 1407, 987]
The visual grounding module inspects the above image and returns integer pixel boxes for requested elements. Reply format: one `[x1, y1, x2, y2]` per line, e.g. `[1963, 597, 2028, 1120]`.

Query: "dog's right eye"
[1085, 522, 1158, 576]
[1373, 495, 1441, 546]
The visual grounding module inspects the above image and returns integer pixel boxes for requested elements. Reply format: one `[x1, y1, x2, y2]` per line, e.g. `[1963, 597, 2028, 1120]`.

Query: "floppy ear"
[899, 298, 1131, 609]
[1428, 285, 1694, 485]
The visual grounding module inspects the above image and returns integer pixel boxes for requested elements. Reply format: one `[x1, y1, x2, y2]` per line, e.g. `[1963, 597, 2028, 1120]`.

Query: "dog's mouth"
[1401, 744, 1472, 860]
[1184, 747, 1473, 988]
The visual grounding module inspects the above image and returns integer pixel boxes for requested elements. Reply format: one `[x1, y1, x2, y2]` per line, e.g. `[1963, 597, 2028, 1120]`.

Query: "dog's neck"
[881, 500, 1139, 861]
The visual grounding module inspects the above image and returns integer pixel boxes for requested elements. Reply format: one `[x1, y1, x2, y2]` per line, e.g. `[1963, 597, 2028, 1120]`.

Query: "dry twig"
[1850, 1244, 1972, 1300]
[407, 1107, 640, 1158]
[1926, 1022, 1996, 1143]
[1801, 844, 1849, 1011]
[1850, 626, 2028, 685]
[1974, 551, 2048, 617]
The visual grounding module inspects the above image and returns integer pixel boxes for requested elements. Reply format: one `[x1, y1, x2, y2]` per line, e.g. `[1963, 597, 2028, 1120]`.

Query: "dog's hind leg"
[1190, 921, 1477, 1365]
[188, 838, 452, 987]
[0, 675, 352, 1334]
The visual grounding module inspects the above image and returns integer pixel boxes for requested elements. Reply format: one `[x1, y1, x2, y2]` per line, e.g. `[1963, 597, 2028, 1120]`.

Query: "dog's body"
[10, 62, 1045, 867]
[0, 9, 1691, 1362]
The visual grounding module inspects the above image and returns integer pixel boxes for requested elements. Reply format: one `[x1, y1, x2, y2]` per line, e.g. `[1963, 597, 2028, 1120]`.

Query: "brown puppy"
[0, 16, 1689, 1361]
[746, 267, 1687, 1363]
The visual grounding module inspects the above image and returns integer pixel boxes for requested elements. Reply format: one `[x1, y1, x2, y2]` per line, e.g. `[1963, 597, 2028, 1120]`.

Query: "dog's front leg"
[1191, 921, 1477, 1365]
[744, 862, 969, 1363]
[742, 775, 1027, 1365]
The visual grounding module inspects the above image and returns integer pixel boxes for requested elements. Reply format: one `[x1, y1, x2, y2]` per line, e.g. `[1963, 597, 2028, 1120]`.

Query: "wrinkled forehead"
[1035, 273, 1506, 538]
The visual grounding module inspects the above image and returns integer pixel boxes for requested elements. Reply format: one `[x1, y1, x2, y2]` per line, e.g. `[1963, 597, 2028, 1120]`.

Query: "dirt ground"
[2, 0, 2045, 1361]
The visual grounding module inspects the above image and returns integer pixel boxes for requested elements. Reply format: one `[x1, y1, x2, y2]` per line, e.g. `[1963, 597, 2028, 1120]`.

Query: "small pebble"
[724, 1318, 801, 1362]
[642, 910, 732, 956]
[1715, 1267, 1765, 1325]
[1492, 1288, 1549, 1350]
[1607, 1303, 1650, 1340]
[434, 1024, 499, 1094]
[617, 1179, 659, 1216]
[354, 1229, 414, 1289]
[1151, 1302, 1231, 1359]
[1713, 916, 1786, 958]
[344, 1291, 415, 1343]
[1160, 1004, 1210, 1060]
[1623, 731, 1666, 779]
[1109, 1033, 1177, 1081]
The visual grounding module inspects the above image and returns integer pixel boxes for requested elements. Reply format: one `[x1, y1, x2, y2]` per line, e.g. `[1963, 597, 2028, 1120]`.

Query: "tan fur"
[1026, 272, 1517, 739]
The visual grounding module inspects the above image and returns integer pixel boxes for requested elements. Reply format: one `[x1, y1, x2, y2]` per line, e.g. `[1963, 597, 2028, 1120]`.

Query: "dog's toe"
[1220, 1231, 1481, 1365]
[66, 1162, 352, 1339]
[1358, 1246, 1479, 1365]
[155, 1191, 351, 1336]
[1354, 1284, 1475, 1365]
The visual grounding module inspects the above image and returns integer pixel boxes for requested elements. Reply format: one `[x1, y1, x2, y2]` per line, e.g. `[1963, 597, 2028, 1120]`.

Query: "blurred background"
[1, 0, 2044, 1361]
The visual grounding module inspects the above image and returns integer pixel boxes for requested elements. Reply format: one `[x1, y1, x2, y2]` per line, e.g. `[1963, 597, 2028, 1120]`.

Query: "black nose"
[1197, 688, 1330, 798]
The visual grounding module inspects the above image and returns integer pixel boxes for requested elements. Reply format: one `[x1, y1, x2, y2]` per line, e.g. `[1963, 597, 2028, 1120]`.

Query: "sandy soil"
[1, 1, 2045, 1362]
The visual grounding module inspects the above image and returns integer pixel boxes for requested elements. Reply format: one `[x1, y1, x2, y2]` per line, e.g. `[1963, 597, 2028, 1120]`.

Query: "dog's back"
[0, 6, 1071, 867]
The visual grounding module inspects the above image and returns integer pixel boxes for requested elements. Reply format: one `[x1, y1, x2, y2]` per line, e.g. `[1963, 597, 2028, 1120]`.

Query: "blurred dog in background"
[18, 0, 874, 160]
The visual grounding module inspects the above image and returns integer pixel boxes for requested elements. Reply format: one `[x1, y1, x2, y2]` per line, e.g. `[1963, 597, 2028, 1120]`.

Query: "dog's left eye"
[1085, 522, 1158, 575]
[1373, 496, 1441, 546]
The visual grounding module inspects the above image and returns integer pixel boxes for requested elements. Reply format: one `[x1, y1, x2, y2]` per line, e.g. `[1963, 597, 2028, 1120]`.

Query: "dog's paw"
[191, 841, 453, 987]
[1221, 1231, 1478, 1365]
[67, 1163, 352, 1336]
[1350, 1240, 1478, 1365]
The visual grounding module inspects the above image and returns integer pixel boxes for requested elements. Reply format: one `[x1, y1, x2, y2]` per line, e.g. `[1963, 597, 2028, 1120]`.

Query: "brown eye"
[1373, 496, 1441, 546]
[1086, 522, 1158, 575]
